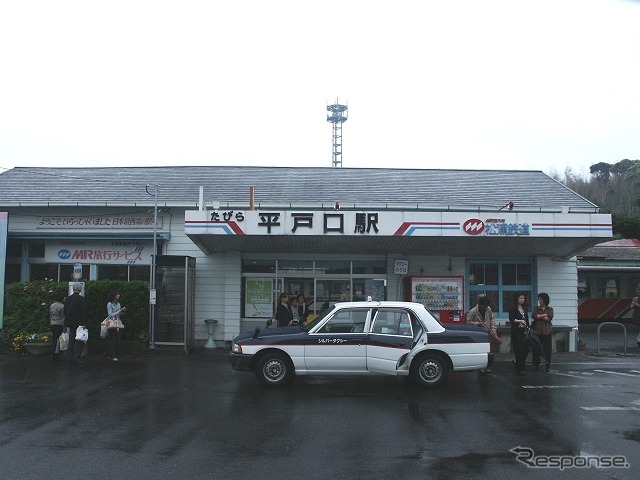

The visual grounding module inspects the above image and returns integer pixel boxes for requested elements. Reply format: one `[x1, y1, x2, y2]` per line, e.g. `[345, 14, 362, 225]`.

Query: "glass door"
[313, 279, 351, 316]
[353, 278, 386, 302]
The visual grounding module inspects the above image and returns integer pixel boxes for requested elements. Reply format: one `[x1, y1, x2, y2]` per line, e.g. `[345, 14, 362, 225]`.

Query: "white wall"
[535, 256, 578, 327]
[164, 210, 240, 343]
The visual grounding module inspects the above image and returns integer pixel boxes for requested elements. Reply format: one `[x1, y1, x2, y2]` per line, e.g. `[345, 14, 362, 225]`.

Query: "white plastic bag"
[75, 326, 89, 342]
[100, 324, 108, 339]
[58, 331, 69, 351]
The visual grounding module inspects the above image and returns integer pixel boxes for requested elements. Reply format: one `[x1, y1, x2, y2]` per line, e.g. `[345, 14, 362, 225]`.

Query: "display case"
[407, 276, 465, 324]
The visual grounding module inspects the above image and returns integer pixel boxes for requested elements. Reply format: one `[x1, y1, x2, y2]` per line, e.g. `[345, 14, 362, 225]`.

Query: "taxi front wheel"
[411, 353, 449, 387]
[256, 351, 293, 386]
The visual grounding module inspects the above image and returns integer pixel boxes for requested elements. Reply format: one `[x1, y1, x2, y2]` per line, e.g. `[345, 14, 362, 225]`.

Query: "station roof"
[0, 166, 598, 211]
[0, 166, 609, 259]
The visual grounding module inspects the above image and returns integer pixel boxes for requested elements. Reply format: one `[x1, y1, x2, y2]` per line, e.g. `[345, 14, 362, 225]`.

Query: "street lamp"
[146, 184, 158, 349]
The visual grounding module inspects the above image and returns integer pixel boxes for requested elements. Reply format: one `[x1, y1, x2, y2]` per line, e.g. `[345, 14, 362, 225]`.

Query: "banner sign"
[37, 215, 158, 229]
[45, 240, 152, 265]
[185, 210, 612, 239]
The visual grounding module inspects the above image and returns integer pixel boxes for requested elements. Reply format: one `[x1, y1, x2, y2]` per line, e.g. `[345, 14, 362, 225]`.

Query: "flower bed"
[12, 332, 51, 353]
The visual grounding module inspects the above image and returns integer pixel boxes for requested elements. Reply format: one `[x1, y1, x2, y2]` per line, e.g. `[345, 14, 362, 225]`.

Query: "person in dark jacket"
[64, 282, 87, 364]
[296, 294, 309, 324]
[508, 292, 530, 375]
[531, 292, 554, 372]
[275, 293, 293, 327]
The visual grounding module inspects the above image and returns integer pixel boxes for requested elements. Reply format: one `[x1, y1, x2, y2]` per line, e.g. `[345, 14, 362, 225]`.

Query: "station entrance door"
[151, 256, 196, 350]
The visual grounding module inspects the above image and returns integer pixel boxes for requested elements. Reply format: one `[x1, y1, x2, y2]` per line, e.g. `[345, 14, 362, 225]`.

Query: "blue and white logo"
[58, 249, 72, 260]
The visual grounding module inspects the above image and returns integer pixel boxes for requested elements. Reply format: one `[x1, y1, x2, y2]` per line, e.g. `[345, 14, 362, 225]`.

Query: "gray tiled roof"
[0, 166, 599, 211]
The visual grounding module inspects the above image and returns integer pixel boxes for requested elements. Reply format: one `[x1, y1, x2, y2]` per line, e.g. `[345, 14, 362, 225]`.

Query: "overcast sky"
[1, 0, 638, 177]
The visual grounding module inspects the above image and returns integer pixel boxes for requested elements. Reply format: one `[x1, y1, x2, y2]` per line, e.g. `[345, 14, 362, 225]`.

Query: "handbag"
[109, 319, 125, 329]
[104, 317, 124, 330]
[75, 326, 89, 342]
[58, 331, 69, 351]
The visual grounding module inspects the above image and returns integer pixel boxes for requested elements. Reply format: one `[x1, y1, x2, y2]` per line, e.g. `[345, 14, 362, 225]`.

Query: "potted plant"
[13, 332, 51, 355]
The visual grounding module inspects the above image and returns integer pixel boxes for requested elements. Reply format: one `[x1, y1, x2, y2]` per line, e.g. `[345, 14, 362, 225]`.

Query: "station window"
[29, 243, 45, 258]
[315, 260, 350, 274]
[98, 265, 129, 281]
[352, 260, 386, 274]
[30, 264, 58, 281]
[129, 266, 151, 282]
[241, 258, 388, 318]
[467, 259, 534, 316]
[242, 259, 275, 273]
[502, 263, 531, 285]
[627, 277, 640, 297]
[6, 239, 23, 258]
[578, 274, 590, 299]
[597, 277, 619, 298]
[469, 262, 498, 286]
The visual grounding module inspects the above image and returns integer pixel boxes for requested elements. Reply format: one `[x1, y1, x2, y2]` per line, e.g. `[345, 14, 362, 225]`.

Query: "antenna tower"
[326, 99, 348, 167]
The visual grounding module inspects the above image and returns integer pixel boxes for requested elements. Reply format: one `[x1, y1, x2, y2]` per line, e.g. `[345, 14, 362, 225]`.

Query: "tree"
[612, 213, 640, 238]
[557, 159, 640, 238]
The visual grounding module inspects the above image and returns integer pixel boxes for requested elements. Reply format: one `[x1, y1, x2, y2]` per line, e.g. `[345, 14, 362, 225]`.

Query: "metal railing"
[596, 322, 627, 356]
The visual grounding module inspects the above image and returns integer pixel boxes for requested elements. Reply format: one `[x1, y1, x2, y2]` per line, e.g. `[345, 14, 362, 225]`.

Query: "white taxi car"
[229, 300, 493, 387]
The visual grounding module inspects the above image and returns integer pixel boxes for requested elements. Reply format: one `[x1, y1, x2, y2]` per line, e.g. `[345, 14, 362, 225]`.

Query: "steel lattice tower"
[326, 100, 348, 167]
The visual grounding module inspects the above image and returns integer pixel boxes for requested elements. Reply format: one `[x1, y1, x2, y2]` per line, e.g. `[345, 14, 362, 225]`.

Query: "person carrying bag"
[49, 291, 66, 360]
[105, 291, 126, 362]
[64, 282, 87, 364]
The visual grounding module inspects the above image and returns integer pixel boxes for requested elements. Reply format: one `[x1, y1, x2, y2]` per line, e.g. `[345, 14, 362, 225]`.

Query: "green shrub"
[1, 280, 149, 345]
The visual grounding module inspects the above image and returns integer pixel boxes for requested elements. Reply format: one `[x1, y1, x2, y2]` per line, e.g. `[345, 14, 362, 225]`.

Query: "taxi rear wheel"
[411, 353, 449, 387]
[256, 351, 293, 386]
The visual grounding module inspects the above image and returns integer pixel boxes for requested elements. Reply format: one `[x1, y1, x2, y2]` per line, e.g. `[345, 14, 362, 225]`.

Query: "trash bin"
[204, 319, 218, 349]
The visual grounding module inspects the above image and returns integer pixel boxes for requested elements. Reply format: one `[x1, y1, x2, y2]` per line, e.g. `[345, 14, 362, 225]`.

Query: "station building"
[577, 239, 640, 322]
[0, 166, 612, 350]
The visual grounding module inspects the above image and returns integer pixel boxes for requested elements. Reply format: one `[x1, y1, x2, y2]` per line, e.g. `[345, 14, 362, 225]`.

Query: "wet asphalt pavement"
[1, 324, 639, 480]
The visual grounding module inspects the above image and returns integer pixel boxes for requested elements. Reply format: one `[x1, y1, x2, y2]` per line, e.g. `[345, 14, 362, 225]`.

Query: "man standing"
[466, 295, 498, 373]
[275, 293, 293, 327]
[64, 282, 87, 364]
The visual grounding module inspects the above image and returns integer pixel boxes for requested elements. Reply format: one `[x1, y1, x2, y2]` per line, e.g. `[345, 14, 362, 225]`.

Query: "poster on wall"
[245, 279, 273, 318]
[0, 212, 7, 328]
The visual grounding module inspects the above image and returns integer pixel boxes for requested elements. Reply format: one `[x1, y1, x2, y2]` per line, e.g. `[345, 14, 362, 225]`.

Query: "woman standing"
[49, 291, 66, 359]
[508, 292, 530, 375]
[531, 292, 554, 372]
[106, 291, 126, 361]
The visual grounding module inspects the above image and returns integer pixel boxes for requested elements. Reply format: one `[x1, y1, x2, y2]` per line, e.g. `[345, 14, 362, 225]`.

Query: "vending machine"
[407, 276, 465, 324]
